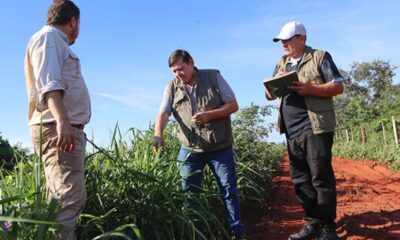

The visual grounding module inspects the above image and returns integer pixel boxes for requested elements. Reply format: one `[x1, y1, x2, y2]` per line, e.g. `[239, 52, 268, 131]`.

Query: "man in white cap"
[265, 21, 343, 240]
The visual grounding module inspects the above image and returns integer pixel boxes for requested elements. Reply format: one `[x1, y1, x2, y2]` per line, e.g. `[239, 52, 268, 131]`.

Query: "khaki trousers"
[31, 124, 86, 240]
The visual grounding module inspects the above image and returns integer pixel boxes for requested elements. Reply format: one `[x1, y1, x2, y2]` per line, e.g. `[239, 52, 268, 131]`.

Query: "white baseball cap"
[273, 21, 306, 42]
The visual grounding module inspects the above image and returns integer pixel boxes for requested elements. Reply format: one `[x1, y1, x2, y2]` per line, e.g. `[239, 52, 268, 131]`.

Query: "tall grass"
[0, 123, 61, 239]
[80, 125, 229, 239]
[0, 123, 284, 239]
[0, 151, 58, 239]
[79, 124, 284, 239]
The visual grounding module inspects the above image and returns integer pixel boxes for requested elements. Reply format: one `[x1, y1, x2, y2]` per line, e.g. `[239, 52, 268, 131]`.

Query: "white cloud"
[97, 92, 160, 112]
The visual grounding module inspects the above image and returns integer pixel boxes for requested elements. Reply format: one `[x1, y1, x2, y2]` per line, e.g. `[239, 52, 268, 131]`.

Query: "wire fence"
[335, 116, 399, 147]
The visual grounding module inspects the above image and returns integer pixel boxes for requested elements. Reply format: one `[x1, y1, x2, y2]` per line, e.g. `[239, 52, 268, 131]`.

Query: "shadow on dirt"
[337, 209, 400, 240]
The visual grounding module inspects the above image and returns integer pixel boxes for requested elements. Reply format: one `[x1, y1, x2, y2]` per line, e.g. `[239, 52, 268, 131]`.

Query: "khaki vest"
[169, 69, 233, 152]
[277, 46, 336, 134]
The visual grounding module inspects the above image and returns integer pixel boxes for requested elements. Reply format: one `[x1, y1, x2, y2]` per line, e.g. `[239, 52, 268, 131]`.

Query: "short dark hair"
[168, 49, 193, 67]
[47, 0, 80, 26]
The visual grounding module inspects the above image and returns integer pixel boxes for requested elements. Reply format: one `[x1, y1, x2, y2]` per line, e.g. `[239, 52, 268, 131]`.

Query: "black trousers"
[287, 129, 336, 226]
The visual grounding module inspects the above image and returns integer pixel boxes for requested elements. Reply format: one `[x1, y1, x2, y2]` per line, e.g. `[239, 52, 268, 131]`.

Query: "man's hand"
[192, 112, 210, 125]
[265, 89, 274, 100]
[45, 90, 75, 152]
[274, 71, 286, 77]
[265, 71, 286, 100]
[287, 81, 314, 96]
[56, 120, 75, 152]
[152, 136, 164, 150]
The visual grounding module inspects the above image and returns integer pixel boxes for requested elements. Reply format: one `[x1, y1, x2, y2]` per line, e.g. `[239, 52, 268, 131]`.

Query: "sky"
[1, 0, 400, 150]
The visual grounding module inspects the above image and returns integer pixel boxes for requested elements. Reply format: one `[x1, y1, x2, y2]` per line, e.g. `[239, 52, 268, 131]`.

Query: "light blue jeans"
[177, 145, 245, 235]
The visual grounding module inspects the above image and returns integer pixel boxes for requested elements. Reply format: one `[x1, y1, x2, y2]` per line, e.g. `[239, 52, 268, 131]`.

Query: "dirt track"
[244, 153, 400, 240]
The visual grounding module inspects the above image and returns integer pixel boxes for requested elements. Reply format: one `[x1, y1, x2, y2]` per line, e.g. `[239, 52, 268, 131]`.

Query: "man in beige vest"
[266, 21, 343, 240]
[25, 1, 90, 239]
[153, 49, 246, 240]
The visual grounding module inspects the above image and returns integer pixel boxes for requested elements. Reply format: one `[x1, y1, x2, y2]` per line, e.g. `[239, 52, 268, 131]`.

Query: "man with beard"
[25, 1, 90, 239]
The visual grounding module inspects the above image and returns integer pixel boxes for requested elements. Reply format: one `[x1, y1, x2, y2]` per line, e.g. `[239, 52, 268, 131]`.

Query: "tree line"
[335, 59, 399, 131]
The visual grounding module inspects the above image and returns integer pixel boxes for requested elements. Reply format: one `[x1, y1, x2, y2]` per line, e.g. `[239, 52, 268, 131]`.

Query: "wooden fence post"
[381, 122, 387, 146]
[351, 129, 354, 142]
[345, 129, 350, 142]
[392, 116, 399, 148]
[361, 127, 367, 144]
[336, 130, 340, 140]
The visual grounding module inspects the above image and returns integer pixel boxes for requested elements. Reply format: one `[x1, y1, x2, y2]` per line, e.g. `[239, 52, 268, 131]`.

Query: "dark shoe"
[316, 227, 338, 240]
[288, 222, 319, 240]
[231, 233, 247, 240]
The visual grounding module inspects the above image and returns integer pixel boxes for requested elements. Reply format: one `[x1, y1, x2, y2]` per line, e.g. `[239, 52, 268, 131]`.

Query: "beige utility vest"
[276, 47, 336, 134]
[169, 69, 233, 152]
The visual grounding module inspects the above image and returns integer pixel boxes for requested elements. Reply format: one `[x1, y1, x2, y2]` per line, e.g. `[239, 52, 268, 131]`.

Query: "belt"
[38, 122, 84, 130]
[71, 124, 85, 130]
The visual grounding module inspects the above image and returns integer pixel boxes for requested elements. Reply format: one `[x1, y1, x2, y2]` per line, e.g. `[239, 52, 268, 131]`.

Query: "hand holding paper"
[263, 70, 299, 99]
[287, 81, 314, 96]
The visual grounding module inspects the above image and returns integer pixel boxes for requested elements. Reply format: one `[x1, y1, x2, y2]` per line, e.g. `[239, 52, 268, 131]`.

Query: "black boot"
[316, 226, 338, 240]
[288, 221, 320, 240]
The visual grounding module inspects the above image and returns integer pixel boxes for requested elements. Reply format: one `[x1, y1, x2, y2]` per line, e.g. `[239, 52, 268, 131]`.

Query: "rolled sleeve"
[30, 32, 66, 110]
[321, 52, 343, 84]
[331, 77, 344, 83]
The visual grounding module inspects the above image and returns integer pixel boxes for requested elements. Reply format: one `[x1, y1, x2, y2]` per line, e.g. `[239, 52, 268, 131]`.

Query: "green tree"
[0, 132, 15, 170]
[231, 103, 284, 203]
[334, 59, 399, 129]
[350, 59, 397, 100]
[232, 103, 274, 142]
[0, 133, 29, 171]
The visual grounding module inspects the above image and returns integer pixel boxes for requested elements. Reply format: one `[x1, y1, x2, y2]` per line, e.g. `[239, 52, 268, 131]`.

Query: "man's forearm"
[202, 100, 239, 122]
[45, 91, 70, 125]
[309, 82, 344, 97]
[288, 81, 344, 97]
[154, 112, 169, 137]
[45, 90, 76, 152]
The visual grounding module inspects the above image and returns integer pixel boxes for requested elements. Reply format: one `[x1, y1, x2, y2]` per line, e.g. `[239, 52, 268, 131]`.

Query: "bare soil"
[244, 153, 400, 240]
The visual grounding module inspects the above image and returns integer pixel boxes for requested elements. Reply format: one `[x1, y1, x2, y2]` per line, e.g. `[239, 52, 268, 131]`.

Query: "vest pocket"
[305, 97, 334, 111]
[304, 75, 323, 85]
[305, 97, 336, 133]
[172, 94, 187, 113]
[204, 118, 230, 144]
[309, 110, 336, 132]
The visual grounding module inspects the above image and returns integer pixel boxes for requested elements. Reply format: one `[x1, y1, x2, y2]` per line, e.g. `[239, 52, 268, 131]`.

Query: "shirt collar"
[288, 56, 302, 66]
[43, 25, 69, 43]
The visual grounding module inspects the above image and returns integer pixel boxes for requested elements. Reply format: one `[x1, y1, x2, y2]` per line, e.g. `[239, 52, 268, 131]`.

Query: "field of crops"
[0, 106, 285, 239]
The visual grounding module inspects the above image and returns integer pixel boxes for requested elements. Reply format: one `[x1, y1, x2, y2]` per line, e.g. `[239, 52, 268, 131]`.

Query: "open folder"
[263, 70, 299, 99]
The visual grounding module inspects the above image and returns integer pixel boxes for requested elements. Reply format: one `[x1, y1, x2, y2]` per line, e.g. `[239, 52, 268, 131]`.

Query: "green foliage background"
[333, 59, 400, 170]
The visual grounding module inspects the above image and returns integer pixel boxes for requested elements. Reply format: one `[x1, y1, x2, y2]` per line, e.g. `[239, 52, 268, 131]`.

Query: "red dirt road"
[245, 154, 400, 240]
